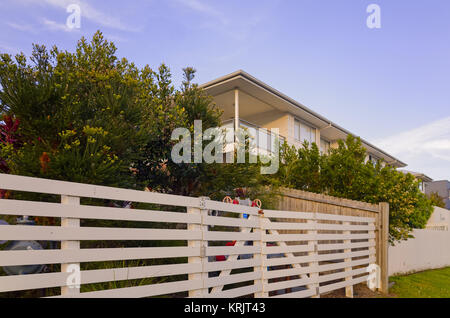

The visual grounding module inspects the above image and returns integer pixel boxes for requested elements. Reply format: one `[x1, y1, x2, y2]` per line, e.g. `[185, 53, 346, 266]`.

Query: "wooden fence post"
[187, 198, 208, 297]
[378, 202, 389, 294]
[61, 195, 80, 296]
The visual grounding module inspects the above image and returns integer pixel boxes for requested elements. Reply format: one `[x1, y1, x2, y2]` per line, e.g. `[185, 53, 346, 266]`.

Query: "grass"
[389, 267, 450, 298]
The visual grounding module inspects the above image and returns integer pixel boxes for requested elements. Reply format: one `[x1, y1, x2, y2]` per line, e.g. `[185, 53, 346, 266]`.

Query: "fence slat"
[319, 275, 368, 294]
[204, 231, 259, 241]
[317, 241, 375, 251]
[0, 225, 201, 241]
[0, 199, 199, 224]
[262, 220, 314, 230]
[262, 244, 314, 255]
[315, 213, 375, 223]
[204, 258, 260, 272]
[318, 267, 368, 284]
[0, 247, 200, 266]
[263, 233, 375, 242]
[203, 215, 259, 228]
[0, 173, 200, 208]
[205, 246, 260, 256]
[317, 257, 376, 273]
[204, 200, 259, 215]
[205, 271, 261, 288]
[271, 288, 316, 298]
[262, 221, 375, 231]
[263, 210, 315, 220]
[205, 283, 262, 298]
[265, 277, 313, 292]
[52, 280, 203, 298]
[261, 250, 373, 268]
[263, 265, 318, 280]
[264, 255, 315, 267]
[0, 263, 202, 292]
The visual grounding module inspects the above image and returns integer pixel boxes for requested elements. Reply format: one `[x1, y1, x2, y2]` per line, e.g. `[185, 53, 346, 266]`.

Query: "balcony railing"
[222, 119, 285, 155]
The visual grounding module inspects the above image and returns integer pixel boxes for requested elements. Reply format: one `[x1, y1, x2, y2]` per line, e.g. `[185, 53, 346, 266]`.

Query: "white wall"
[388, 207, 450, 275]
[426, 206, 449, 229]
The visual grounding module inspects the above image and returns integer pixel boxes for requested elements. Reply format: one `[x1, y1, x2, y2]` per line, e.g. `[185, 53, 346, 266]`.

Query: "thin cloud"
[0, 43, 20, 54]
[375, 117, 450, 179]
[41, 18, 75, 33]
[173, 0, 228, 25]
[6, 22, 37, 33]
[12, 0, 140, 32]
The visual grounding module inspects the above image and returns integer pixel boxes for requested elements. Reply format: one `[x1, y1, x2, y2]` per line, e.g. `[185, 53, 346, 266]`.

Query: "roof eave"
[200, 70, 408, 168]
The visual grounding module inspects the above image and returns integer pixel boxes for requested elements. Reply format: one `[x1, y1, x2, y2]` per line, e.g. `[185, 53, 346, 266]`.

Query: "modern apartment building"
[425, 180, 450, 209]
[200, 70, 407, 168]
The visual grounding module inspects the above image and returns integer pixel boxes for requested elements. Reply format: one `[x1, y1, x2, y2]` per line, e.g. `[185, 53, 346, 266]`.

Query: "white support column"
[315, 128, 321, 150]
[234, 89, 240, 133]
[187, 198, 209, 297]
[307, 212, 320, 297]
[343, 221, 354, 298]
[61, 195, 80, 296]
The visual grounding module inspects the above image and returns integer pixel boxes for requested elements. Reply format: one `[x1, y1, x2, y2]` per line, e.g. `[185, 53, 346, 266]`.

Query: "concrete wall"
[389, 207, 450, 276]
[426, 206, 450, 229]
[389, 229, 450, 276]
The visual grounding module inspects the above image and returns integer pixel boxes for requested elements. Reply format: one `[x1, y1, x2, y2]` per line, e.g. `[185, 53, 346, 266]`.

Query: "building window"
[320, 138, 330, 154]
[368, 154, 379, 166]
[294, 119, 316, 145]
[418, 181, 424, 193]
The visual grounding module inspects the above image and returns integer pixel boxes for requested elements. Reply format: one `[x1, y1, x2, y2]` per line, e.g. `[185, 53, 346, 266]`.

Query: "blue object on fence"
[3, 240, 45, 275]
[1, 216, 46, 275]
[243, 213, 249, 219]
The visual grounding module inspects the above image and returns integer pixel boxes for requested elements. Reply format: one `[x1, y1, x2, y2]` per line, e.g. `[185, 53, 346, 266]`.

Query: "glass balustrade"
[221, 119, 285, 156]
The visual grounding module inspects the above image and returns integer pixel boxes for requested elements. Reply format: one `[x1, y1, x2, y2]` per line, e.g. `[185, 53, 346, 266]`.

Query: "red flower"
[0, 115, 21, 147]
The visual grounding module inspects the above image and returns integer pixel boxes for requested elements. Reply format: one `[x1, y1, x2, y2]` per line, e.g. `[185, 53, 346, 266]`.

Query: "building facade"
[200, 70, 407, 168]
[425, 180, 450, 209]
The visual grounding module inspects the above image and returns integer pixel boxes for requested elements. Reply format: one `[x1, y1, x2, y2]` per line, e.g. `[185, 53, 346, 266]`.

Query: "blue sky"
[1, 0, 449, 180]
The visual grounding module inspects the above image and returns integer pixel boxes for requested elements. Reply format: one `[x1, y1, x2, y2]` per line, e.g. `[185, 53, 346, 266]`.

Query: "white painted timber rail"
[0, 174, 377, 298]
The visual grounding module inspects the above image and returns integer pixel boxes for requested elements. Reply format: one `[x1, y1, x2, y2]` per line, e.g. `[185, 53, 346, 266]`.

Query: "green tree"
[427, 192, 446, 208]
[273, 135, 434, 243]
[0, 31, 149, 187]
[0, 31, 274, 206]
[134, 67, 273, 203]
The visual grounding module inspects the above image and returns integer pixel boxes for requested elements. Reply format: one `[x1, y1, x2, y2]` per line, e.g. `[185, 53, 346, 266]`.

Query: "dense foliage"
[0, 31, 272, 203]
[0, 31, 434, 243]
[427, 192, 446, 208]
[272, 135, 434, 243]
[0, 32, 148, 188]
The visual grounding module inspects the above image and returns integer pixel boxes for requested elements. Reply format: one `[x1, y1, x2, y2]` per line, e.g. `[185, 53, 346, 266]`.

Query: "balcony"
[222, 118, 285, 156]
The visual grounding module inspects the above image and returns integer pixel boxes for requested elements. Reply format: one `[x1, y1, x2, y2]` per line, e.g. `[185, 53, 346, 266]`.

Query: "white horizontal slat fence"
[0, 174, 385, 298]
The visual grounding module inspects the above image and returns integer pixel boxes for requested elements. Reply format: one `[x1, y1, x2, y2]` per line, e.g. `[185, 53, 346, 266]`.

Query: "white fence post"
[307, 212, 319, 297]
[61, 195, 80, 296]
[343, 221, 353, 298]
[254, 211, 266, 298]
[187, 197, 208, 297]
